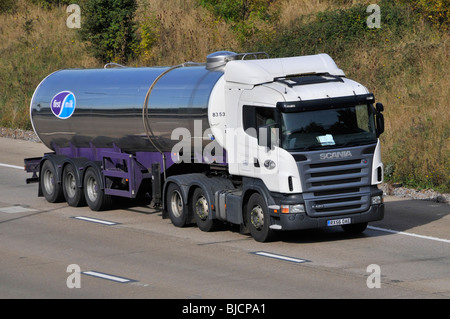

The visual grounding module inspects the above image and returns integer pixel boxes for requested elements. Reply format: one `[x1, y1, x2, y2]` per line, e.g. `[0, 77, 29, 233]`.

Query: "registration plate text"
[327, 218, 351, 226]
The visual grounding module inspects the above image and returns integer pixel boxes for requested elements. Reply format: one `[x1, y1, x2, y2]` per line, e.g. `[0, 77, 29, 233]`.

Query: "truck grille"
[295, 147, 374, 217]
[306, 193, 371, 216]
[306, 159, 367, 191]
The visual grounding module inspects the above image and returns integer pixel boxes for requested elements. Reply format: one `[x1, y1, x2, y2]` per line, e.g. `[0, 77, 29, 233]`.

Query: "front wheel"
[246, 193, 274, 242]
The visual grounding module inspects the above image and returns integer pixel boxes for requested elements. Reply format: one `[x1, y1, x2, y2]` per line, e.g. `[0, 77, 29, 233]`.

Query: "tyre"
[83, 167, 112, 211]
[62, 164, 86, 207]
[191, 187, 220, 232]
[166, 183, 189, 227]
[246, 193, 274, 242]
[40, 160, 64, 203]
[342, 222, 368, 234]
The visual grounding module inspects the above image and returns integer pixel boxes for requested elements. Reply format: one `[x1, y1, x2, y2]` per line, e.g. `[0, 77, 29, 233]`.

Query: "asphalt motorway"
[0, 137, 449, 302]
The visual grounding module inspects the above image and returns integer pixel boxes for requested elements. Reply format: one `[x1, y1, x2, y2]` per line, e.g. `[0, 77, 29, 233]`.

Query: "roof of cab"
[224, 53, 345, 85]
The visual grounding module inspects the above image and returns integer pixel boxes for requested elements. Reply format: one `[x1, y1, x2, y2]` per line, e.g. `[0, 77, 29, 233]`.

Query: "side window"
[243, 105, 276, 132]
[243, 105, 256, 132]
[356, 104, 376, 134]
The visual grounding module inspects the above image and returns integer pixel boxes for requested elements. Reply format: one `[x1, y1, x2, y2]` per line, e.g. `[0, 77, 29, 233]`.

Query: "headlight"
[371, 195, 383, 205]
[281, 204, 305, 213]
[290, 204, 306, 213]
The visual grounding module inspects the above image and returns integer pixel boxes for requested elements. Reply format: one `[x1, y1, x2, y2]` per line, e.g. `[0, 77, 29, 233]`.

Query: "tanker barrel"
[30, 66, 224, 154]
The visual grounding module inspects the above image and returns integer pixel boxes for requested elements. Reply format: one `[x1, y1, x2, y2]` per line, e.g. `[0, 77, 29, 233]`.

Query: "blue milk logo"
[51, 91, 76, 119]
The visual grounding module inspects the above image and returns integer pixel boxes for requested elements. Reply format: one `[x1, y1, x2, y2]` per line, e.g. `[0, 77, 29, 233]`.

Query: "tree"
[78, 0, 137, 63]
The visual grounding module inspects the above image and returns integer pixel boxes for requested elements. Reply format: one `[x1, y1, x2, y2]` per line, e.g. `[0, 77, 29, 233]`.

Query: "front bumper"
[270, 203, 384, 231]
[268, 186, 384, 231]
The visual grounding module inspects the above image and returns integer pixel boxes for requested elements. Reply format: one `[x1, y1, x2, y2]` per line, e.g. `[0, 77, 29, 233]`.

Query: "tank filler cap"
[206, 51, 238, 71]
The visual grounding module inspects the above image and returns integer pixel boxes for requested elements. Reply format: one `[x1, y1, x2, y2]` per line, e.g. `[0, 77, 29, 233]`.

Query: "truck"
[25, 51, 385, 242]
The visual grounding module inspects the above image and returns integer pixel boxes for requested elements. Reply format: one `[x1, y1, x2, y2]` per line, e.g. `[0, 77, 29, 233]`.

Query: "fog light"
[371, 195, 383, 205]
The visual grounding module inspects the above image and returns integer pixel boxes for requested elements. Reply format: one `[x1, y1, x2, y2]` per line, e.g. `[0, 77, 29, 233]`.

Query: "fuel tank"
[30, 65, 224, 153]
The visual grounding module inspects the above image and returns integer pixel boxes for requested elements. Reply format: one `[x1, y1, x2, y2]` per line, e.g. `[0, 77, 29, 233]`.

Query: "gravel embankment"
[380, 183, 450, 204]
[1, 127, 40, 143]
[1, 127, 449, 204]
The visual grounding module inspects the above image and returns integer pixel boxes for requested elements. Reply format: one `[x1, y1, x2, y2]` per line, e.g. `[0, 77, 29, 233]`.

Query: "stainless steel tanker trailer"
[25, 51, 385, 242]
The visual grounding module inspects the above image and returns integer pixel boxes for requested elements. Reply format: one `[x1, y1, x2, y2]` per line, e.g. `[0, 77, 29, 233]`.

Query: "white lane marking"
[368, 226, 450, 244]
[82, 271, 135, 283]
[0, 206, 37, 214]
[72, 216, 118, 225]
[253, 251, 308, 263]
[0, 163, 23, 170]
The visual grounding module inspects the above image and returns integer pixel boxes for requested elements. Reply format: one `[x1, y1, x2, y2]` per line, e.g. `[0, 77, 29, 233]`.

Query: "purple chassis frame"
[24, 141, 225, 199]
[25, 142, 175, 199]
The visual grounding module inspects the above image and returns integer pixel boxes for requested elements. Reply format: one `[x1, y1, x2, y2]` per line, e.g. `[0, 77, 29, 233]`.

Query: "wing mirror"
[375, 103, 385, 136]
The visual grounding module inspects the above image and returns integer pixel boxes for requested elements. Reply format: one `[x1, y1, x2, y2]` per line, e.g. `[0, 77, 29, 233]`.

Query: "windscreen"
[281, 104, 377, 151]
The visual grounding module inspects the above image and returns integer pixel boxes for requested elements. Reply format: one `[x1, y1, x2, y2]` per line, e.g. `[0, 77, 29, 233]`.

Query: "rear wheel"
[166, 183, 188, 227]
[83, 167, 112, 211]
[63, 164, 86, 207]
[40, 160, 63, 203]
[246, 193, 274, 242]
[192, 188, 220, 232]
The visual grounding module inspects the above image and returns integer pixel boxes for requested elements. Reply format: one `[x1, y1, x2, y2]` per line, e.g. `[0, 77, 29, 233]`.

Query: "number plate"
[327, 218, 351, 226]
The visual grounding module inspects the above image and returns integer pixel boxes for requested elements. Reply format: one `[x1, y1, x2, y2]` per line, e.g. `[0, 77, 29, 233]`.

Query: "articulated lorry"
[25, 51, 385, 242]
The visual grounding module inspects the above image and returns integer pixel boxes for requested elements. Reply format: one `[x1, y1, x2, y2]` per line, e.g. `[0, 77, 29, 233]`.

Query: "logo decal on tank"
[50, 91, 76, 119]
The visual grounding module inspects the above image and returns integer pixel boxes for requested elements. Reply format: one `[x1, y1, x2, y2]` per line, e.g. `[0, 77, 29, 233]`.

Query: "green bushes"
[253, 1, 417, 59]
[30, 0, 71, 9]
[198, 0, 274, 22]
[198, 0, 278, 47]
[0, 0, 16, 13]
[402, 0, 449, 30]
[78, 0, 138, 63]
[133, 13, 160, 65]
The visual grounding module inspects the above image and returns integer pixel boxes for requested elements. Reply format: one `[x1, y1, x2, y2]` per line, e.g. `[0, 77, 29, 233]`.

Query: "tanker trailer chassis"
[25, 145, 164, 210]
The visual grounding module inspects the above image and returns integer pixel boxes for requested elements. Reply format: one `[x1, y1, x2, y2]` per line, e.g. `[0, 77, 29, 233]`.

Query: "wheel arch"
[38, 154, 66, 197]
[39, 153, 66, 184]
[39, 154, 66, 202]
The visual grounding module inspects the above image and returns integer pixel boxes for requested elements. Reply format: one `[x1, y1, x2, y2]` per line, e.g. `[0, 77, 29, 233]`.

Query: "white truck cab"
[207, 52, 384, 241]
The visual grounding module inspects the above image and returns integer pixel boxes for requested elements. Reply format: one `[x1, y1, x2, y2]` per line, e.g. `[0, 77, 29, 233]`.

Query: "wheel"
[342, 222, 368, 234]
[83, 167, 112, 211]
[246, 193, 274, 242]
[166, 183, 189, 227]
[191, 188, 220, 232]
[62, 164, 86, 207]
[40, 160, 64, 203]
